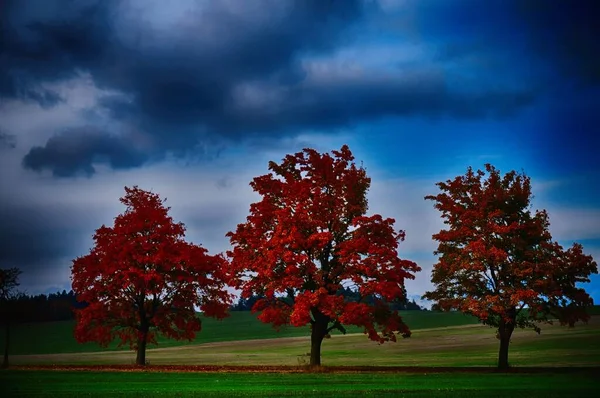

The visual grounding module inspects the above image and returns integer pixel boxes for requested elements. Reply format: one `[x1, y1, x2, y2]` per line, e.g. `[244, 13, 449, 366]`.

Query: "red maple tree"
[226, 145, 421, 366]
[423, 164, 598, 369]
[71, 186, 231, 365]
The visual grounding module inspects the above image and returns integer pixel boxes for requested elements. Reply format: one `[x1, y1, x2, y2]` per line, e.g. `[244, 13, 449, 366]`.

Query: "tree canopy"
[227, 145, 421, 366]
[71, 186, 231, 365]
[423, 164, 598, 369]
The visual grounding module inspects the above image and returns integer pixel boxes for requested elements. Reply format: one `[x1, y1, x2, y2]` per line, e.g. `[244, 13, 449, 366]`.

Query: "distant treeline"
[2, 290, 75, 323]
[9, 286, 424, 323]
[8, 290, 87, 323]
[231, 287, 425, 311]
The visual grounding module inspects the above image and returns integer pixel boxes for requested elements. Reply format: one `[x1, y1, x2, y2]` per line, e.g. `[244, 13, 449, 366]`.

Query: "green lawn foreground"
[1, 370, 597, 397]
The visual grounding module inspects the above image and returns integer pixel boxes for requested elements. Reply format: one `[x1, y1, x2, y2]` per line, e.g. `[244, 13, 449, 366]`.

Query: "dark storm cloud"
[0, 203, 82, 285]
[218, 73, 539, 133]
[526, 87, 600, 175]
[0, 193, 116, 292]
[515, 0, 600, 87]
[3, 0, 576, 177]
[22, 127, 148, 177]
[0, 81, 64, 108]
[0, 0, 363, 108]
[421, 0, 600, 87]
[0, 217, 75, 267]
[1, 0, 372, 174]
[0, 0, 114, 103]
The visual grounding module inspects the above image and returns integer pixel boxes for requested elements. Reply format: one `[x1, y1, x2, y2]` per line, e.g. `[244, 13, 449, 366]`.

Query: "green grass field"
[1, 369, 597, 397]
[6, 307, 599, 357]
[1, 310, 481, 355]
[6, 312, 600, 368]
[2, 308, 599, 397]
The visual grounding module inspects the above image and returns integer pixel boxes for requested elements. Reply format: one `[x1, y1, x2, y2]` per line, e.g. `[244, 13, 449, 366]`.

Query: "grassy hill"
[8, 315, 600, 368]
[4, 307, 599, 397]
[3, 310, 480, 355]
[3, 306, 599, 356]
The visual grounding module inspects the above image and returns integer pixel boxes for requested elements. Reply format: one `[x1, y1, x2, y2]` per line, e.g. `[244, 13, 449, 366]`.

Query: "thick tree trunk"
[497, 321, 514, 370]
[309, 310, 329, 367]
[309, 328, 324, 366]
[2, 321, 9, 368]
[136, 327, 148, 366]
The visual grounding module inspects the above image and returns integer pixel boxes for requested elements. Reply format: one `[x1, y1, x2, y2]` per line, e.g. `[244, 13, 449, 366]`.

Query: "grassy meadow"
[1, 310, 480, 355]
[4, 308, 599, 367]
[2, 308, 599, 397]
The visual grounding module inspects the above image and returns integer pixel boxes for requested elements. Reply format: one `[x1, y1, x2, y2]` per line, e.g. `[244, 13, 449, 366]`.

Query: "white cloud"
[367, 176, 442, 296]
[0, 99, 81, 150]
[19, 257, 73, 296]
[532, 182, 600, 242]
[545, 208, 600, 241]
[527, 176, 600, 241]
[6, 127, 598, 302]
[368, 177, 443, 252]
[6, 134, 355, 294]
[368, 174, 600, 298]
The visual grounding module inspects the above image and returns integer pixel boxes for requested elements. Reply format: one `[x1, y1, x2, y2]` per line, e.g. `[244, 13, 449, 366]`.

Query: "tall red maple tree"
[423, 164, 598, 369]
[71, 186, 231, 365]
[226, 145, 421, 366]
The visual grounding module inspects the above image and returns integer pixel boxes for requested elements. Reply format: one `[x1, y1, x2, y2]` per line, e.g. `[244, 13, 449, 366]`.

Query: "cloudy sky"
[1, 0, 598, 305]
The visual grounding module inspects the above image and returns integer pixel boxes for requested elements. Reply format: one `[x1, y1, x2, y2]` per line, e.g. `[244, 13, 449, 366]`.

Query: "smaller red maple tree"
[226, 145, 421, 366]
[71, 186, 231, 365]
[423, 164, 598, 369]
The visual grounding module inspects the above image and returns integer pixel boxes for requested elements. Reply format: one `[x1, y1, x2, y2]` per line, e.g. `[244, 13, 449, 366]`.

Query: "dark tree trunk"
[136, 326, 149, 366]
[309, 309, 329, 367]
[2, 321, 9, 368]
[497, 321, 515, 370]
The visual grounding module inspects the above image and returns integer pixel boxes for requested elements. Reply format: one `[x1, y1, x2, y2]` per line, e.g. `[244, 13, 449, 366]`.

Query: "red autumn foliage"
[226, 146, 421, 366]
[423, 164, 598, 369]
[71, 186, 231, 365]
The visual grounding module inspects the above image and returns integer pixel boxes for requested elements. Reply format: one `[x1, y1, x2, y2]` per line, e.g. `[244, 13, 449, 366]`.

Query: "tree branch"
[326, 320, 347, 335]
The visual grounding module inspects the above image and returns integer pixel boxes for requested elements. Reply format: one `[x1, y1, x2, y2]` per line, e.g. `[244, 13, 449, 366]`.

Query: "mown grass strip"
[1, 370, 597, 398]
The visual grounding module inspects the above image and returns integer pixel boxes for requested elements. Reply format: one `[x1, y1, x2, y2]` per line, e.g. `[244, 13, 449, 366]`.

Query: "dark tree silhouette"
[0, 267, 22, 368]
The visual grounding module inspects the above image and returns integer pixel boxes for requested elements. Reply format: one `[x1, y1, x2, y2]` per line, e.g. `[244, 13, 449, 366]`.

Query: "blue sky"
[0, 0, 598, 306]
